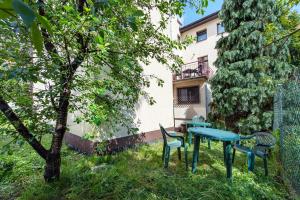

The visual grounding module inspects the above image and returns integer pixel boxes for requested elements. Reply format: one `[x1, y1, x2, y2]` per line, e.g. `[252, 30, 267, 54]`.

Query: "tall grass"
[0, 136, 292, 200]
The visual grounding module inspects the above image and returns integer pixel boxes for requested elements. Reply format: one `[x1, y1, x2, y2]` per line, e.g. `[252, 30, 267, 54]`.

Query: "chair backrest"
[254, 132, 276, 147]
[192, 115, 205, 123]
[159, 124, 168, 144]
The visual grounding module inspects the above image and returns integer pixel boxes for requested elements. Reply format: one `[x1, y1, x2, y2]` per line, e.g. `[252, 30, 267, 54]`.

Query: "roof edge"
[180, 11, 220, 33]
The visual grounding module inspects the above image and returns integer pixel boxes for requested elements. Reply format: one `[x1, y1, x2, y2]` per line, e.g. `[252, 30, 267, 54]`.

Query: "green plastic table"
[188, 127, 240, 179]
[185, 121, 212, 145]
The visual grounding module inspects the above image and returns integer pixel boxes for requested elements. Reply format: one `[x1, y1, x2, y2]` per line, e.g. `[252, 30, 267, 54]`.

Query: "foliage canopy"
[210, 0, 294, 133]
[0, 0, 207, 181]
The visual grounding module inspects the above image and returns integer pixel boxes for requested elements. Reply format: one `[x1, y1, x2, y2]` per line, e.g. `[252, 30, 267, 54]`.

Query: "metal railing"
[173, 61, 212, 81]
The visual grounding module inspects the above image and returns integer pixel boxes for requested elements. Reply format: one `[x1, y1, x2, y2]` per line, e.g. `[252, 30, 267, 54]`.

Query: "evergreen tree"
[210, 0, 293, 133]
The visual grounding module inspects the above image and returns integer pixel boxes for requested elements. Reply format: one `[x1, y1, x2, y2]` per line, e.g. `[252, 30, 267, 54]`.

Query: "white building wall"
[173, 79, 207, 127]
[132, 14, 181, 135]
[135, 59, 174, 133]
[68, 11, 181, 139]
[180, 18, 223, 74]
[173, 17, 224, 127]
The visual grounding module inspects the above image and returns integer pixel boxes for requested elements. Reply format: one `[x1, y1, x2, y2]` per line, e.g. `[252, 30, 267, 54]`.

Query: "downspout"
[205, 83, 209, 119]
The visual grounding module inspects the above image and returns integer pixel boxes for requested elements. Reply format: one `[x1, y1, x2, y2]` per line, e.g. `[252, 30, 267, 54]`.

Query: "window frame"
[196, 29, 207, 42]
[217, 23, 225, 35]
[177, 86, 200, 105]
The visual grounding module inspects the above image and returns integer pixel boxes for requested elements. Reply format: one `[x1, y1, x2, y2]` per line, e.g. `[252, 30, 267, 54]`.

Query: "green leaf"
[133, 9, 144, 17]
[30, 21, 44, 55]
[0, 0, 15, 19]
[37, 15, 53, 35]
[0, 0, 12, 8]
[12, 0, 35, 27]
[63, 5, 74, 12]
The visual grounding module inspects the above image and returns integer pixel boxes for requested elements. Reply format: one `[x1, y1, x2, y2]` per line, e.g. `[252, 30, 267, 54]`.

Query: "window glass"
[217, 23, 225, 34]
[177, 86, 200, 104]
[196, 30, 207, 42]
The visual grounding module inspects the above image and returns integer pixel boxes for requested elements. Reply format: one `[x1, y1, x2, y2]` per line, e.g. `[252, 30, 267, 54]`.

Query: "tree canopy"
[210, 0, 294, 133]
[0, 0, 208, 181]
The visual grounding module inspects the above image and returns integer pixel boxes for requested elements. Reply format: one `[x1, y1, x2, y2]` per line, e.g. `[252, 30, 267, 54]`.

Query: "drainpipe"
[205, 83, 209, 119]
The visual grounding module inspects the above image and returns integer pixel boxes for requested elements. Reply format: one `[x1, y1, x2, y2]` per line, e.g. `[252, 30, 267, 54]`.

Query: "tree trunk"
[43, 65, 73, 181]
[0, 96, 48, 160]
[44, 153, 61, 182]
[43, 92, 70, 181]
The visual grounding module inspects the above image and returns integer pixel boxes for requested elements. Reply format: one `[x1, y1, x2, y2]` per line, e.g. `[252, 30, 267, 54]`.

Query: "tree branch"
[0, 96, 48, 160]
[38, 0, 63, 66]
[48, 83, 59, 112]
[265, 28, 300, 47]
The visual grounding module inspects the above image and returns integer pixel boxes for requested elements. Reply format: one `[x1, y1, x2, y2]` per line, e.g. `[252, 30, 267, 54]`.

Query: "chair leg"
[250, 153, 255, 171]
[162, 145, 165, 161]
[164, 146, 170, 168]
[263, 158, 268, 176]
[208, 139, 211, 149]
[177, 147, 181, 161]
[247, 152, 255, 172]
[184, 146, 188, 170]
[232, 148, 236, 164]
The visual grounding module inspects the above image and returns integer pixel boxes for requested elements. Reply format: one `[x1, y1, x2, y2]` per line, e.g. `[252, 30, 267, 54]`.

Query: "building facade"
[64, 11, 224, 153]
[173, 11, 224, 127]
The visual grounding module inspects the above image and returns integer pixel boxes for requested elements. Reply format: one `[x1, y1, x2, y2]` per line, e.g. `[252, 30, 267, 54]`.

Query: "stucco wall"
[67, 12, 180, 140]
[173, 16, 225, 126]
[67, 14, 223, 139]
[180, 18, 224, 74]
[173, 79, 207, 127]
[135, 59, 174, 134]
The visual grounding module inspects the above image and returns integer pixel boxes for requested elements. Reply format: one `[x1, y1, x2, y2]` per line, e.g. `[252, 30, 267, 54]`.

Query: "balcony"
[173, 61, 212, 81]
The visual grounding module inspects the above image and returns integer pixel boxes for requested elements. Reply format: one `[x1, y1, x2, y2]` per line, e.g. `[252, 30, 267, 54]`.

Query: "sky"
[183, 0, 223, 26]
[182, 0, 300, 26]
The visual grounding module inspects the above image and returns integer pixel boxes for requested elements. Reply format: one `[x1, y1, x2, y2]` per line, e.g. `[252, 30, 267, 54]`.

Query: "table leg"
[223, 141, 233, 179]
[187, 125, 192, 145]
[192, 135, 200, 173]
[188, 131, 192, 145]
[223, 142, 226, 164]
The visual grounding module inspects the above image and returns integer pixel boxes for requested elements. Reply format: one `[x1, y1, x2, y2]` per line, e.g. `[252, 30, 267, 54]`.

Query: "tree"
[0, 0, 210, 182]
[210, 0, 293, 133]
[278, 1, 300, 67]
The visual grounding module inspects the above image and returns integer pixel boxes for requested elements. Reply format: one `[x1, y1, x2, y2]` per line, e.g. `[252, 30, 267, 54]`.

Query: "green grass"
[0, 136, 293, 200]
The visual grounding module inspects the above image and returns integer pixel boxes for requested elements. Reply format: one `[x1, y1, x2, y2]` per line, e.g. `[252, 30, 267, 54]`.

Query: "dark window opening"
[177, 86, 200, 104]
[217, 23, 225, 34]
[196, 30, 207, 42]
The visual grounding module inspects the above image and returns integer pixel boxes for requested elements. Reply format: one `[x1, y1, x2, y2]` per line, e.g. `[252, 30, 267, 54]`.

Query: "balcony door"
[198, 56, 208, 75]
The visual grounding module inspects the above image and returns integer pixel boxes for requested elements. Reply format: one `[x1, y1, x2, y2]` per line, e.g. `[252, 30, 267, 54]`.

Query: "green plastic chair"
[233, 132, 276, 176]
[191, 115, 211, 149]
[192, 115, 205, 122]
[159, 124, 188, 170]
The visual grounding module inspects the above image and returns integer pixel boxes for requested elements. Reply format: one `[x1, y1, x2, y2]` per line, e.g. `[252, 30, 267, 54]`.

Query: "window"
[217, 23, 225, 34]
[177, 86, 200, 104]
[198, 56, 208, 74]
[196, 30, 207, 42]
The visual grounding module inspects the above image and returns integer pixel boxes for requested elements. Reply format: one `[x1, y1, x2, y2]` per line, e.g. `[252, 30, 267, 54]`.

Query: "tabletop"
[188, 127, 240, 142]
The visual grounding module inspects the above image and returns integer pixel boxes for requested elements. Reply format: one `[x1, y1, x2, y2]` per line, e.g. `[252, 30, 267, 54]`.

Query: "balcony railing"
[173, 61, 212, 81]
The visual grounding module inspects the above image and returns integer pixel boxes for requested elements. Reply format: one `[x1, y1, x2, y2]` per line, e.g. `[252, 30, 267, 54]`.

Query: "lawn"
[0, 136, 292, 200]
